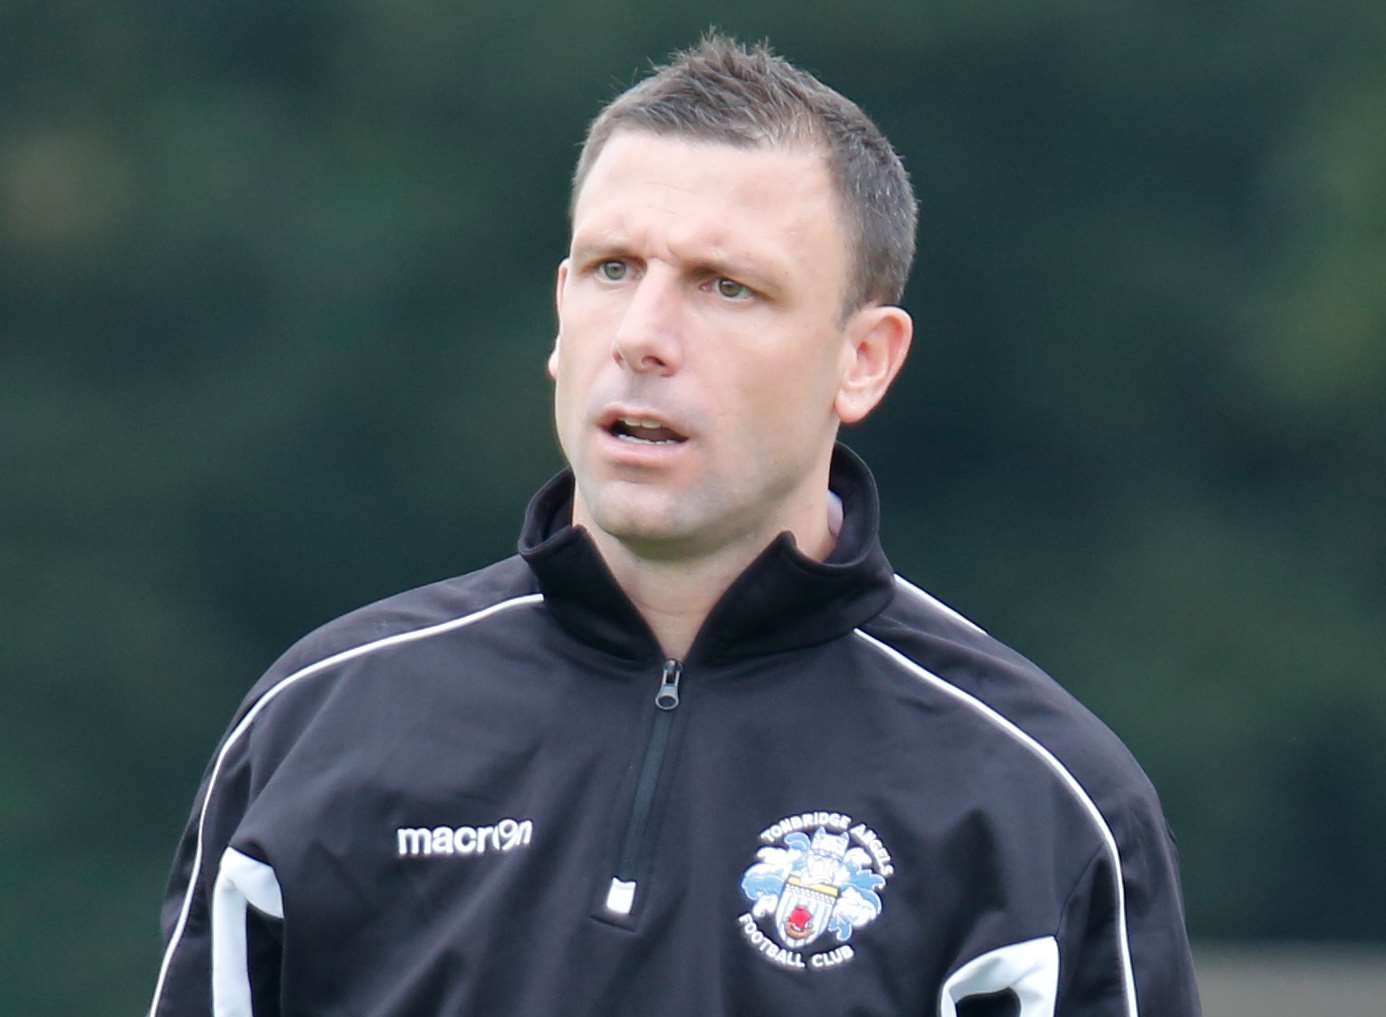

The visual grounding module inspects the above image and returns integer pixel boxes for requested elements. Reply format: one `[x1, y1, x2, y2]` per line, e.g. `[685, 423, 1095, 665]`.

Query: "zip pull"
[654, 659, 682, 711]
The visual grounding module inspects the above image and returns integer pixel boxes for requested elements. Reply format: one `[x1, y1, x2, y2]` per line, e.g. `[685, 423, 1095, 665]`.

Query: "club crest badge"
[737, 809, 894, 972]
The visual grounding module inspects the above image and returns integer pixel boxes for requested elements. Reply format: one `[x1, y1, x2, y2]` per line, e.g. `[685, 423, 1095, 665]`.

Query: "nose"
[612, 270, 682, 375]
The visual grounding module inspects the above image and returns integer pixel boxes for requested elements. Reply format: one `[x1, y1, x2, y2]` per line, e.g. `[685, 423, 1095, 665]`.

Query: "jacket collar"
[517, 444, 896, 665]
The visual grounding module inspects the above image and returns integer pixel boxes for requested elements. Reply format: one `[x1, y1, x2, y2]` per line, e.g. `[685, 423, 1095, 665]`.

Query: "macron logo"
[397, 818, 533, 858]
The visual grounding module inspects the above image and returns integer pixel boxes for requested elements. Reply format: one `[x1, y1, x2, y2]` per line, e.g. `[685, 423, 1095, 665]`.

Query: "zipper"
[604, 658, 682, 917]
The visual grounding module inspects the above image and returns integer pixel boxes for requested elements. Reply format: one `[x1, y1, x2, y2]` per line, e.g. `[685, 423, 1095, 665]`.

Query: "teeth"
[616, 434, 677, 445]
[621, 417, 664, 429]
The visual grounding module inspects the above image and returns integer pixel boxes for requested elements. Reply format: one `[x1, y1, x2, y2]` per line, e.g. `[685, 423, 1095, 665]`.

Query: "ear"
[548, 259, 569, 381]
[834, 305, 913, 424]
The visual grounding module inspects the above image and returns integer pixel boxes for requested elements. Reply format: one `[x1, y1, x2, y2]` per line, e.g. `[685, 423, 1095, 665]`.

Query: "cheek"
[747, 347, 836, 419]
[549, 353, 577, 419]
[739, 362, 839, 470]
[554, 315, 607, 382]
[550, 345, 605, 444]
[550, 337, 586, 393]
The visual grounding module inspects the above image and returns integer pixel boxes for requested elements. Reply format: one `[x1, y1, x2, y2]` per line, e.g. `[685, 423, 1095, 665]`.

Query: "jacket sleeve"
[1055, 801, 1201, 1016]
[147, 708, 284, 1017]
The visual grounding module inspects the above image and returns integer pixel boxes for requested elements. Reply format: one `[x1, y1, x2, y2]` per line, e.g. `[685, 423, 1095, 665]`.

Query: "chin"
[584, 491, 703, 548]
[591, 508, 690, 547]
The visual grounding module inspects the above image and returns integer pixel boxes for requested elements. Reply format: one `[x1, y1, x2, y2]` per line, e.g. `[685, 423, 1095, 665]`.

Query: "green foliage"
[2, 2, 1382, 1011]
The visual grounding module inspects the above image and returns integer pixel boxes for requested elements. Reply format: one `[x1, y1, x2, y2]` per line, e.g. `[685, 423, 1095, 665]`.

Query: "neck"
[578, 497, 839, 661]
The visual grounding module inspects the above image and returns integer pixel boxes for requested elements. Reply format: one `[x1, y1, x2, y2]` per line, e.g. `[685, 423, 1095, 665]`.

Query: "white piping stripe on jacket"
[892, 575, 987, 636]
[147, 593, 546, 1017]
[854, 629, 1139, 1017]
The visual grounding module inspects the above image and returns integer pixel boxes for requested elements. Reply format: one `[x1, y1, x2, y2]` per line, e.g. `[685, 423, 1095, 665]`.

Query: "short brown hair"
[570, 32, 918, 315]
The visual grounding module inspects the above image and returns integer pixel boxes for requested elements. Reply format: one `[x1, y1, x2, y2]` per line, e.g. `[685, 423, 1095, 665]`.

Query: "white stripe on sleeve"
[211, 848, 283, 1017]
[938, 936, 1059, 1017]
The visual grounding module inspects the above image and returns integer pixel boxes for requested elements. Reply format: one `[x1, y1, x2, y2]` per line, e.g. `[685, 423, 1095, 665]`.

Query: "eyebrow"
[568, 234, 630, 262]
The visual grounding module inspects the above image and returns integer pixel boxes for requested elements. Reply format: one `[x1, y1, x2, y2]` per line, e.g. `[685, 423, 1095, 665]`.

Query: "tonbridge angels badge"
[737, 810, 894, 972]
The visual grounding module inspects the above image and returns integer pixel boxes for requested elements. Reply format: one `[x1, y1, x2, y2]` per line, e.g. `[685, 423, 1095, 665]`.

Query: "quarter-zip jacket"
[149, 446, 1200, 1017]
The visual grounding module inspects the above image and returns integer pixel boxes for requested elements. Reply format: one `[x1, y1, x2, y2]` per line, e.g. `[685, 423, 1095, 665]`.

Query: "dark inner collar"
[517, 444, 895, 665]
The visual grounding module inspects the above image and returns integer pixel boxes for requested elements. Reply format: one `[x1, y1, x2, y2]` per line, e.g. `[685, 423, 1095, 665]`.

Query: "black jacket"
[150, 447, 1200, 1016]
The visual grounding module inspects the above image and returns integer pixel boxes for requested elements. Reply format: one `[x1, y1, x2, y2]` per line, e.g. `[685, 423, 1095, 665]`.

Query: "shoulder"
[233, 555, 543, 725]
[858, 574, 1165, 836]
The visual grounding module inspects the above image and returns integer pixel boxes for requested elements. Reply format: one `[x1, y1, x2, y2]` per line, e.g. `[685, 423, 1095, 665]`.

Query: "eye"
[714, 277, 752, 301]
[597, 260, 629, 282]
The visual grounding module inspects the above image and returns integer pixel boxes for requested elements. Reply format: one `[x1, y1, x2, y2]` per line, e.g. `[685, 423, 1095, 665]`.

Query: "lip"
[593, 404, 692, 464]
[595, 405, 690, 440]
[594, 427, 692, 469]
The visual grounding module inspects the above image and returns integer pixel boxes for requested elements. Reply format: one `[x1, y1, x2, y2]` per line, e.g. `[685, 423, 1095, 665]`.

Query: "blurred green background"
[3, 1, 1383, 1012]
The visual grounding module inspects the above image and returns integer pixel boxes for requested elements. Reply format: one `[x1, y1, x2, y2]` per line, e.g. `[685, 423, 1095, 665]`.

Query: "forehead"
[571, 132, 848, 289]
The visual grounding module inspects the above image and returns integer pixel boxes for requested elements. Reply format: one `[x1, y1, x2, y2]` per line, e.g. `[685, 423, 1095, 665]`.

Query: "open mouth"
[607, 416, 688, 446]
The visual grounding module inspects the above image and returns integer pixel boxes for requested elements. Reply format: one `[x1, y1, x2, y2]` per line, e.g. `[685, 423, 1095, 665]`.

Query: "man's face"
[550, 131, 856, 559]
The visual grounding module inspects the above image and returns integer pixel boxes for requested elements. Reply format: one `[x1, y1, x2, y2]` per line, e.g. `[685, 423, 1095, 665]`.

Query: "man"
[150, 34, 1200, 1017]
